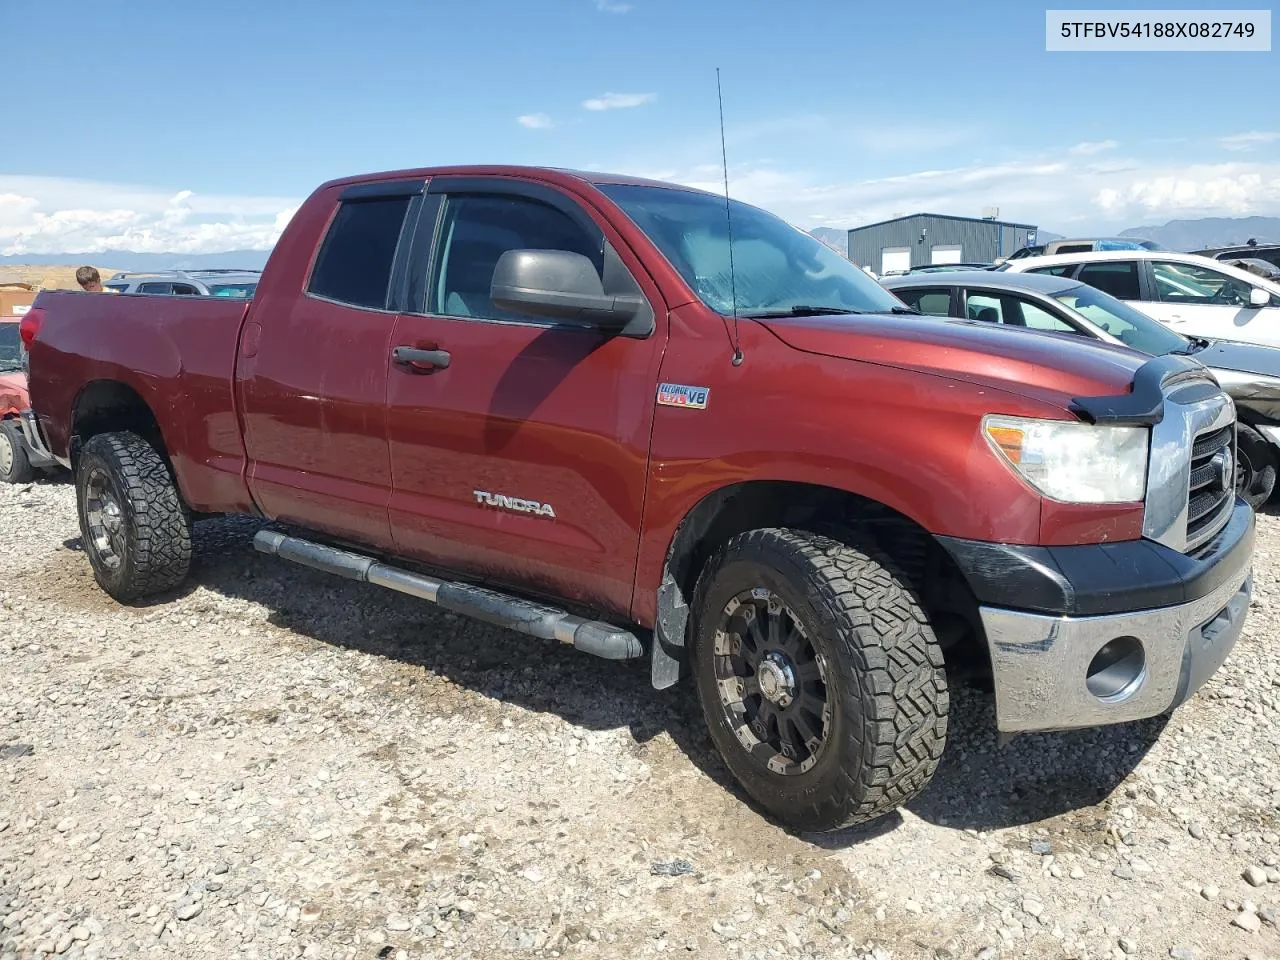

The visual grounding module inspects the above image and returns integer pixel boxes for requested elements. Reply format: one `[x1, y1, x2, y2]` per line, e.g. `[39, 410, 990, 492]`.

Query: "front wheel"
[0, 420, 36, 484]
[75, 431, 192, 602]
[690, 528, 948, 832]
[1236, 423, 1277, 510]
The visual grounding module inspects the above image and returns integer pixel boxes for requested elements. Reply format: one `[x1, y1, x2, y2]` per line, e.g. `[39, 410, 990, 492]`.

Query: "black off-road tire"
[75, 431, 192, 602]
[1236, 423, 1277, 510]
[0, 420, 36, 484]
[691, 528, 948, 832]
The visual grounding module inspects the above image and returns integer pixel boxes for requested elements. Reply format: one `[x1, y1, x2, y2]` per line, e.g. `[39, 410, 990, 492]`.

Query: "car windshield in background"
[1054, 284, 1188, 356]
[0, 322, 21, 370]
[209, 283, 258, 298]
[598, 184, 905, 317]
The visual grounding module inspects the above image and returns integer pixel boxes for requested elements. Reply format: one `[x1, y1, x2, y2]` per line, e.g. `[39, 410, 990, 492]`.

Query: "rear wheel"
[690, 528, 948, 831]
[0, 420, 36, 484]
[1236, 423, 1277, 510]
[75, 431, 192, 602]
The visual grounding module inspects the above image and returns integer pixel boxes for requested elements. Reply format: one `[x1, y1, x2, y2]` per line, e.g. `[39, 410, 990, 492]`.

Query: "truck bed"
[26, 291, 256, 513]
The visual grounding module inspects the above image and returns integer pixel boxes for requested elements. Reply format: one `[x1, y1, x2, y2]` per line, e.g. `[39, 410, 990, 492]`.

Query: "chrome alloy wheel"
[84, 468, 126, 570]
[712, 587, 830, 775]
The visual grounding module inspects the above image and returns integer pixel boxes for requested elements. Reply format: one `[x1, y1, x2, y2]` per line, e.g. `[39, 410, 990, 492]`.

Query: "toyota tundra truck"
[19, 166, 1254, 831]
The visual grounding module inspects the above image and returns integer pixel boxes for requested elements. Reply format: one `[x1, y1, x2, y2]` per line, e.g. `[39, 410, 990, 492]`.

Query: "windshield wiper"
[889, 305, 920, 315]
[739, 305, 863, 319]
[742, 305, 860, 321]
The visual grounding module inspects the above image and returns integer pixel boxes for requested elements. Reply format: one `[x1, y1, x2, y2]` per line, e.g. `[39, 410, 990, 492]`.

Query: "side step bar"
[253, 530, 644, 661]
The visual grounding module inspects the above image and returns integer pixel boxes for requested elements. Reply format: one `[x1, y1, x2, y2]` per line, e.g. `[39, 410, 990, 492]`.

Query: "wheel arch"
[70, 380, 169, 466]
[649, 479, 988, 689]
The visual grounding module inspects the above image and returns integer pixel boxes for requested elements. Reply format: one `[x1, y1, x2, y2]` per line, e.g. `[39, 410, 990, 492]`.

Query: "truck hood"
[758, 313, 1145, 403]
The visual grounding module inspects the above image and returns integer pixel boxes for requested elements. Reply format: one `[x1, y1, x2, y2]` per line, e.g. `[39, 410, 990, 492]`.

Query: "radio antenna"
[716, 67, 744, 366]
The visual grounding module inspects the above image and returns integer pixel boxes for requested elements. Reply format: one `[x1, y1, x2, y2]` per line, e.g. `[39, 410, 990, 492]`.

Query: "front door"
[238, 183, 420, 549]
[384, 178, 667, 617]
[1146, 259, 1280, 346]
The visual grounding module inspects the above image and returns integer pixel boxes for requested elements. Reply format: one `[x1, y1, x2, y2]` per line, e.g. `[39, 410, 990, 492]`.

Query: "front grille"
[1185, 424, 1235, 551]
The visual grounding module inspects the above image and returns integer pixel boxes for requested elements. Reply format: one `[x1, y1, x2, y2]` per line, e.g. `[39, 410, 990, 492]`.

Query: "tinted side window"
[171, 284, 198, 296]
[1076, 261, 1140, 300]
[1009, 297, 1080, 333]
[430, 194, 602, 322]
[1151, 261, 1253, 305]
[895, 288, 951, 316]
[1027, 265, 1075, 277]
[309, 197, 411, 310]
[137, 283, 171, 294]
[966, 293, 1004, 323]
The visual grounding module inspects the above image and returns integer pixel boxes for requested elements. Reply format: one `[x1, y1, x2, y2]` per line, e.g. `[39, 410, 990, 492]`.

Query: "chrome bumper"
[982, 563, 1252, 734]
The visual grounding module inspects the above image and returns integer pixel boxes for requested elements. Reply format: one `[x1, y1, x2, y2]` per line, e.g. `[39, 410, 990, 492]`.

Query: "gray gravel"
[2, 477, 1279, 960]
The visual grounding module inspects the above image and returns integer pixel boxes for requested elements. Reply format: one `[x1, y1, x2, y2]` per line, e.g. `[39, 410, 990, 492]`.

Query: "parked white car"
[1001, 250, 1280, 348]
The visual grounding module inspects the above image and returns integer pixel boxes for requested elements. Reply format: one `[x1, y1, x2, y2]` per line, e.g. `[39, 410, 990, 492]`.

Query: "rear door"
[383, 176, 668, 616]
[237, 180, 422, 549]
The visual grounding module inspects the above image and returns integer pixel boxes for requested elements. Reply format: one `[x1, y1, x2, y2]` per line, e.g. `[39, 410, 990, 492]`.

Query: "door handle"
[392, 346, 451, 370]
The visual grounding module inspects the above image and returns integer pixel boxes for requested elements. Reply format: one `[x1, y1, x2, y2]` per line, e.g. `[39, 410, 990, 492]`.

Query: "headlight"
[983, 415, 1149, 503]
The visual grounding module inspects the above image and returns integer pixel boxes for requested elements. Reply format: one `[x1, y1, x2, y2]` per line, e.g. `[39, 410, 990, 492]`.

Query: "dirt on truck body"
[20, 164, 1254, 830]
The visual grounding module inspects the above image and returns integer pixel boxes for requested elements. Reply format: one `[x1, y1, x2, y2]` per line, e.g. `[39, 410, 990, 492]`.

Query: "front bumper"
[940, 498, 1254, 733]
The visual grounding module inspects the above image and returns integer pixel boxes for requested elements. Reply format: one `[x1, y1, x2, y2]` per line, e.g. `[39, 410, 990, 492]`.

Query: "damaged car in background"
[885, 269, 1280, 508]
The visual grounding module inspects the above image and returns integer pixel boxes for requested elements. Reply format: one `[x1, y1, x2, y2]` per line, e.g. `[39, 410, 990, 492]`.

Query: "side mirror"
[1249, 286, 1270, 308]
[490, 249, 643, 331]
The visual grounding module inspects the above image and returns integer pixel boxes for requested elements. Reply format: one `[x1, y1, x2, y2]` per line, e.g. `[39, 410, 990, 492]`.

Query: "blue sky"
[2, 0, 1277, 254]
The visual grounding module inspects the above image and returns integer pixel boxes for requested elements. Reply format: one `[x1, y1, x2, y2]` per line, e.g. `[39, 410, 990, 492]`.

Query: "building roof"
[848, 212, 1038, 234]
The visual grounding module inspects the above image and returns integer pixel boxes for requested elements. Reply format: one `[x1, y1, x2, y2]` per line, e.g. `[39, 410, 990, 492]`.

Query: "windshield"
[0, 323, 21, 371]
[598, 184, 905, 317]
[1053, 283, 1188, 356]
[209, 282, 257, 298]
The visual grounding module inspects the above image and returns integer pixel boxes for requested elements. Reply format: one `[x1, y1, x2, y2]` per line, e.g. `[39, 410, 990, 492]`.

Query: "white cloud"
[594, 0, 632, 11]
[0, 175, 300, 256]
[1069, 139, 1118, 156]
[582, 92, 655, 111]
[624, 155, 1280, 233]
[517, 113, 554, 130]
[1219, 131, 1280, 151]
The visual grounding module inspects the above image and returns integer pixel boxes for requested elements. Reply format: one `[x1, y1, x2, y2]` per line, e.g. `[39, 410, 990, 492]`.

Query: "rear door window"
[137, 283, 172, 294]
[1076, 261, 1141, 300]
[309, 196, 412, 310]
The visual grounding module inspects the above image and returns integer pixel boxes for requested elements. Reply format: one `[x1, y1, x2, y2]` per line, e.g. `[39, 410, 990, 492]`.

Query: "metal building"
[847, 213, 1038, 274]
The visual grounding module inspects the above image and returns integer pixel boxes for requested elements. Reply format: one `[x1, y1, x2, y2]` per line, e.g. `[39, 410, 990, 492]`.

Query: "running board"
[253, 530, 644, 661]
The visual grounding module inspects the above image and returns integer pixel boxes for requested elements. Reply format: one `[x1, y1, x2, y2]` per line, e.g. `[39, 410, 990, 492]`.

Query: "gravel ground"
[1, 477, 1278, 960]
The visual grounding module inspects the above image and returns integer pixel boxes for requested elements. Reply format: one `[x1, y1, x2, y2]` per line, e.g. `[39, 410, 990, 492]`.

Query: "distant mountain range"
[0, 250, 271, 272]
[1118, 217, 1280, 251]
[810, 216, 1280, 256]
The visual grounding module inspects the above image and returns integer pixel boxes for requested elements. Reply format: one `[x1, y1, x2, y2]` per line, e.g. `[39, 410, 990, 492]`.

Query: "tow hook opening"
[1086, 636, 1147, 703]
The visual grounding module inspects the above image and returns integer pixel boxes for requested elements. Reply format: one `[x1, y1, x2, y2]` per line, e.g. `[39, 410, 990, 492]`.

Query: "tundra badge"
[657, 383, 710, 409]
[473, 490, 557, 519]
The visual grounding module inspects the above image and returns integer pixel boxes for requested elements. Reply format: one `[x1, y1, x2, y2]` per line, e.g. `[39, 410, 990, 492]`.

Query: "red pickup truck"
[21, 166, 1254, 830]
